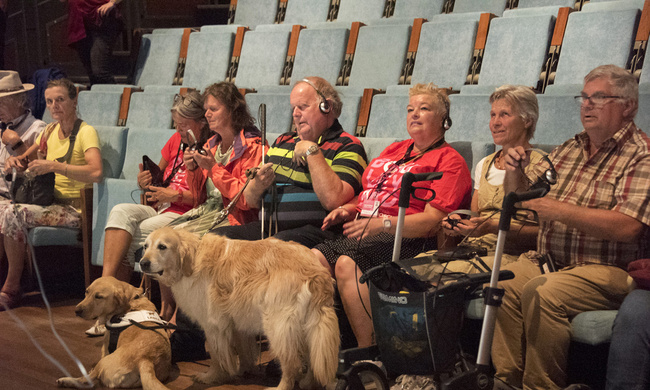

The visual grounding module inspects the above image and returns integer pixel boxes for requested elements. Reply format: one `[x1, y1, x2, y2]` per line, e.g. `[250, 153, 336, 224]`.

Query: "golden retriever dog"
[140, 227, 340, 390]
[57, 276, 172, 390]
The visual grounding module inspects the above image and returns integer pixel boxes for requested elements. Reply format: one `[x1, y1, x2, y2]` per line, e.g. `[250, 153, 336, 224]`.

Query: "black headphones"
[301, 78, 331, 114]
[441, 95, 452, 130]
[529, 150, 557, 195]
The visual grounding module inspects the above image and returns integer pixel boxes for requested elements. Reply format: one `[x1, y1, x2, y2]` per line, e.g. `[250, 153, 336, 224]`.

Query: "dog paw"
[193, 371, 225, 385]
[55, 377, 74, 388]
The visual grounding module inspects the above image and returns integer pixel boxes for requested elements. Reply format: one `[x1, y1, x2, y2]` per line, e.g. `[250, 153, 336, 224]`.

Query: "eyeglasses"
[173, 93, 201, 108]
[574, 93, 622, 106]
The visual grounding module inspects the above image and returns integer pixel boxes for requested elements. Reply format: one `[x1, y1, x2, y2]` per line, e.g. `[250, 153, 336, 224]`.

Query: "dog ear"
[176, 230, 196, 277]
[113, 284, 135, 313]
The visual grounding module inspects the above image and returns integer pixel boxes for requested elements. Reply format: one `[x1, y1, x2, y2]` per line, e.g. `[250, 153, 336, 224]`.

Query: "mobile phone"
[142, 155, 164, 187]
[187, 130, 207, 155]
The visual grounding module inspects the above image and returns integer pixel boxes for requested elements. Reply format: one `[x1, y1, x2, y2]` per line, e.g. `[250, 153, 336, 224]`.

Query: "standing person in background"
[60, 0, 125, 85]
[0, 71, 46, 198]
[0, 1, 7, 70]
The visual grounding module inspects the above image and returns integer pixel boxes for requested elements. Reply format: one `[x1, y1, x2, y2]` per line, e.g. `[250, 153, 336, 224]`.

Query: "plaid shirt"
[538, 122, 650, 268]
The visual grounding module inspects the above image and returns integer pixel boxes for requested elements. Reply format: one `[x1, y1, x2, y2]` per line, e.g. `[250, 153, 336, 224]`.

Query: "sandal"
[0, 289, 22, 311]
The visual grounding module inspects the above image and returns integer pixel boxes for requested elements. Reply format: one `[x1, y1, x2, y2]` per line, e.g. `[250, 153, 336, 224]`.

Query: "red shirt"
[357, 139, 472, 217]
[160, 132, 192, 215]
[66, 0, 121, 44]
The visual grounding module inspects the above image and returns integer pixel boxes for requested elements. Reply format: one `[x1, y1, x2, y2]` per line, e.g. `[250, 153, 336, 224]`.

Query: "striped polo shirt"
[263, 120, 368, 230]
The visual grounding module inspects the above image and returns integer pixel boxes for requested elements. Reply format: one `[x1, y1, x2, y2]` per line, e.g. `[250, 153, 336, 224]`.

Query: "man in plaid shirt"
[492, 65, 650, 390]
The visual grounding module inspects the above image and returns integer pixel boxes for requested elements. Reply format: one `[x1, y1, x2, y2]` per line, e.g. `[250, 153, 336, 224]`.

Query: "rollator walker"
[334, 171, 548, 390]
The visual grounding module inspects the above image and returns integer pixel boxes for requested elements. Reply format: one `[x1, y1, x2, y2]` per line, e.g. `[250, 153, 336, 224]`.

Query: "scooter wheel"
[335, 362, 390, 390]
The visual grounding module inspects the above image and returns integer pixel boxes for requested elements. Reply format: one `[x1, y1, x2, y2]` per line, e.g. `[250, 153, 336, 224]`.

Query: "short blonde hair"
[409, 83, 450, 120]
[489, 85, 539, 140]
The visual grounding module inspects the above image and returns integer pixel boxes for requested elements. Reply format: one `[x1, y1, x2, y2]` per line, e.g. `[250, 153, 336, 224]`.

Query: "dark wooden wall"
[4, 0, 227, 84]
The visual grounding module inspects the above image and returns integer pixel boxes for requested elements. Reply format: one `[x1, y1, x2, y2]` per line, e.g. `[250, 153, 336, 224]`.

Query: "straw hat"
[0, 70, 34, 98]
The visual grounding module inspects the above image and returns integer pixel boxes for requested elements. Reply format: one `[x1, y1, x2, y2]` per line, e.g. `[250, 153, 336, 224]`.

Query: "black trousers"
[73, 11, 123, 85]
[211, 221, 343, 248]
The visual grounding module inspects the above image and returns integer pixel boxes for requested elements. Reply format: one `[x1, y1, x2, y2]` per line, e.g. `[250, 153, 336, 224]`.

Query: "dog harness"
[105, 310, 168, 354]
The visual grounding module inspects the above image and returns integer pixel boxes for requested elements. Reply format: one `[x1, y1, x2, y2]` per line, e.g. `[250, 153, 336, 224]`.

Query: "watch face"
[383, 218, 391, 228]
[307, 145, 319, 155]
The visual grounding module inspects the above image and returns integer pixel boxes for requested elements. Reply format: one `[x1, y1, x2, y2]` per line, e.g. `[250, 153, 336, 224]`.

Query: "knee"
[311, 248, 331, 270]
[106, 204, 131, 224]
[616, 290, 650, 326]
[334, 256, 358, 284]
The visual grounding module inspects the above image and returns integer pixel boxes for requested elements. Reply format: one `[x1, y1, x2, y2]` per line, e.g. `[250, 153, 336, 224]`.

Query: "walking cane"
[258, 103, 267, 240]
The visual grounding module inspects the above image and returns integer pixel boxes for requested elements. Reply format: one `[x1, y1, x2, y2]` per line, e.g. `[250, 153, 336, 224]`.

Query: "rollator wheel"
[335, 362, 390, 390]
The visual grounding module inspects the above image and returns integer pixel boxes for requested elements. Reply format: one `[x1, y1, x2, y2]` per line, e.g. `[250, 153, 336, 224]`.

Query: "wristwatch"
[305, 144, 320, 156]
[383, 216, 392, 232]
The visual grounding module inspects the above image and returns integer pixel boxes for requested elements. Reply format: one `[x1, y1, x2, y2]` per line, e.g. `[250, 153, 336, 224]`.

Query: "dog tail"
[138, 360, 169, 390]
[306, 275, 340, 386]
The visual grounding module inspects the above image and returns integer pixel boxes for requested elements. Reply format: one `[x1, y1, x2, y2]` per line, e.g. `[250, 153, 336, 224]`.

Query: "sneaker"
[85, 323, 106, 337]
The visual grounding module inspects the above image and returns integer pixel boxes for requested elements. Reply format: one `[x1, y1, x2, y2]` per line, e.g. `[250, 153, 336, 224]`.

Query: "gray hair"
[1, 91, 30, 112]
[299, 76, 343, 118]
[490, 85, 539, 140]
[171, 89, 206, 121]
[584, 64, 638, 119]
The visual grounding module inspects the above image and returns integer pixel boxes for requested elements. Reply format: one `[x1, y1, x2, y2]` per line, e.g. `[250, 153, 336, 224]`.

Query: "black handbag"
[9, 119, 82, 206]
[11, 172, 56, 205]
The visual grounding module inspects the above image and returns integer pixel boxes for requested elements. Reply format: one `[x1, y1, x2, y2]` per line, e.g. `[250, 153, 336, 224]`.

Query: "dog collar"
[106, 310, 167, 354]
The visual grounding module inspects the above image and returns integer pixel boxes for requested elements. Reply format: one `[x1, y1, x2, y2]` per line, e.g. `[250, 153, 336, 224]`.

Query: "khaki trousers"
[491, 255, 630, 390]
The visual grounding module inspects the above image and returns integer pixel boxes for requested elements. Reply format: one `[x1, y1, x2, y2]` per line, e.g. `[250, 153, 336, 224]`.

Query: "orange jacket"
[186, 127, 267, 226]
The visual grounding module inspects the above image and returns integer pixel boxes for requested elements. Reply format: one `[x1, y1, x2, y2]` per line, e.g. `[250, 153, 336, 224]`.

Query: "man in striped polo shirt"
[212, 76, 368, 248]
[493, 65, 650, 390]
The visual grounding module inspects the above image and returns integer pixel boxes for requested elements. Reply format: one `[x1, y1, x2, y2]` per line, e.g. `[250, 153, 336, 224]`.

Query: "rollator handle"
[398, 171, 442, 208]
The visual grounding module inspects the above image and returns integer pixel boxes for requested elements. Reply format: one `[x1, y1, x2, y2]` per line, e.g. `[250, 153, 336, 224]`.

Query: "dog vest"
[105, 310, 168, 354]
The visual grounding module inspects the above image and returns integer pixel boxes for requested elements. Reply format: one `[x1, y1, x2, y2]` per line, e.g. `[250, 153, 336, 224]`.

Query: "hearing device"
[301, 78, 331, 114]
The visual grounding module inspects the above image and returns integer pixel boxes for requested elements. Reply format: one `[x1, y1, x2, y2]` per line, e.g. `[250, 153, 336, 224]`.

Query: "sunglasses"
[173, 93, 201, 108]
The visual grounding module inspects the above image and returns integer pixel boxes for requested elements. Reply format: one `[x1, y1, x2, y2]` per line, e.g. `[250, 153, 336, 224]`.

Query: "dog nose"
[75, 307, 83, 317]
[140, 259, 150, 272]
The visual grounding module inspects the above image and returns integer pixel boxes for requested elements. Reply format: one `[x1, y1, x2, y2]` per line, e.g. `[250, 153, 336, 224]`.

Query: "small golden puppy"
[140, 227, 340, 390]
[57, 276, 172, 390]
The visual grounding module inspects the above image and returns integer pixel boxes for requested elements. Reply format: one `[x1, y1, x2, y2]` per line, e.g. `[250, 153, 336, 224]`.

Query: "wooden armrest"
[81, 186, 100, 287]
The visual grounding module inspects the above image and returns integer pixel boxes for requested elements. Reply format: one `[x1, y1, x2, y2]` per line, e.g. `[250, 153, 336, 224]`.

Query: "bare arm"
[503, 146, 531, 194]
[27, 147, 103, 183]
[294, 140, 355, 210]
[342, 203, 446, 240]
[97, 0, 122, 16]
[5, 143, 39, 171]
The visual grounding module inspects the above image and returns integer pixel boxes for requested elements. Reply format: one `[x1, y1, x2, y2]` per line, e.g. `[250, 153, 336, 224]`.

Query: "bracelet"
[10, 140, 24, 151]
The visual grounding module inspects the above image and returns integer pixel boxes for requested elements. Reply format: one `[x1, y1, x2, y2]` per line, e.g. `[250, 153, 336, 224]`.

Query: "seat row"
[99, 0, 648, 98]
[228, 0, 580, 28]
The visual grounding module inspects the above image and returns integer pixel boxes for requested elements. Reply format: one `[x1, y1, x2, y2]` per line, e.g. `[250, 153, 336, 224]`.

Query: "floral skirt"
[0, 198, 80, 242]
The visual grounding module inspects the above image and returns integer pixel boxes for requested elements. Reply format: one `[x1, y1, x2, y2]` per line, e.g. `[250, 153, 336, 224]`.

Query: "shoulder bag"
[11, 119, 82, 206]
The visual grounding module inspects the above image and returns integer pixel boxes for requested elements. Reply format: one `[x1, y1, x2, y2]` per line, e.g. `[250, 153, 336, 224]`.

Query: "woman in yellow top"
[0, 78, 102, 310]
